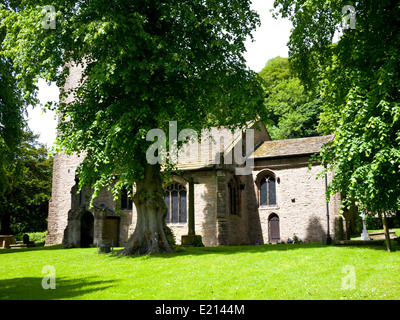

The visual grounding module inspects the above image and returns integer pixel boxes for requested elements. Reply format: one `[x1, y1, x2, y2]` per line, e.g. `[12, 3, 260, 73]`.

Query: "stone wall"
[46, 152, 341, 248]
[62, 180, 121, 247]
[250, 156, 340, 244]
[215, 168, 251, 246]
[163, 171, 218, 247]
[45, 153, 82, 246]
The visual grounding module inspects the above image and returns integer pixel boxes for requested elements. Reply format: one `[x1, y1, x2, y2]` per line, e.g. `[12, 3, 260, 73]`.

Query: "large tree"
[272, 0, 400, 251]
[0, 56, 24, 198]
[1, 0, 265, 254]
[0, 0, 27, 199]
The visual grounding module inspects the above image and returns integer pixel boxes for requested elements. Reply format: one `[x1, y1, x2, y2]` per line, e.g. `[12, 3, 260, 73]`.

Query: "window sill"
[259, 205, 280, 210]
[166, 222, 187, 225]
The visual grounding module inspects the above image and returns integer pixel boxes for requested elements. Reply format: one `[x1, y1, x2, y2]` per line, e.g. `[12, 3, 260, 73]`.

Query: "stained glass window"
[164, 183, 187, 223]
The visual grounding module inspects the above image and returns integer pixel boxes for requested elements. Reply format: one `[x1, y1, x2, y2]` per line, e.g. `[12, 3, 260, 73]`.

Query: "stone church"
[45, 65, 341, 248]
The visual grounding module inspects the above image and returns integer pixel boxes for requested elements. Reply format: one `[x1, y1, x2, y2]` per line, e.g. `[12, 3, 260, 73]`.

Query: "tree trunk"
[0, 210, 12, 235]
[117, 164, 173, 255]
[381, 211, 393, 252]
[342, 199, 358, 239]
[338, 216, 344, 240]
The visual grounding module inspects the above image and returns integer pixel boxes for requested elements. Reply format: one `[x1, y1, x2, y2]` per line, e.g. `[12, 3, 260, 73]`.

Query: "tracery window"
[164, 183, 187, 223]
[259, 175, 276, 206]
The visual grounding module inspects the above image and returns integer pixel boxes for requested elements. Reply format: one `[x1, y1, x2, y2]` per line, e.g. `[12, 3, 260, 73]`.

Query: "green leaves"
[273, 0, 400, 214]
[0, 129, 53, 234]
[258, 56, 322, 140]
[1, 0, 264, 197]
[0, 5, 26, 197]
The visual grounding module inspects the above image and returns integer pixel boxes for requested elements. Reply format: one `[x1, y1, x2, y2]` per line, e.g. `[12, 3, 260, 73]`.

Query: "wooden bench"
[10, 234, 36, 249]
[0, 235, 15, 249]
[369, 231, 397, 240]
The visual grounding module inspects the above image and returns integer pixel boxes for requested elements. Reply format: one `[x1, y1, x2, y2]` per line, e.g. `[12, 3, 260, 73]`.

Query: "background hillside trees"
[273, 0, 400, 251]
[259, 56, 323, 140]
[0, 15, 26, 198]
[0, 129, 53, 235]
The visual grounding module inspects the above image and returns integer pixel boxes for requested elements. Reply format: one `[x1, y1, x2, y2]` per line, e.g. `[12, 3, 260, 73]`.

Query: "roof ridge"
[264, 134, 334, 143]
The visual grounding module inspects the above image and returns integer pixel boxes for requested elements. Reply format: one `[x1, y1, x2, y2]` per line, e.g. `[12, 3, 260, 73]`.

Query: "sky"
[27, 0, 292, 148]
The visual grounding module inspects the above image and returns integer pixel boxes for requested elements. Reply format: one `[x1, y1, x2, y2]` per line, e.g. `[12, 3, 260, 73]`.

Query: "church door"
[80, 211, 94, 247]
[268, 214, 280, 244]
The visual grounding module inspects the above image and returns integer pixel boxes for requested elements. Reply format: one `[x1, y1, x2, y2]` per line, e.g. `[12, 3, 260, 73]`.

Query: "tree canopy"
[272, 0, 400, 251]
[1, 0, 265, 254]
[0, 1, 27, 197]
[0, 129, 53, 235]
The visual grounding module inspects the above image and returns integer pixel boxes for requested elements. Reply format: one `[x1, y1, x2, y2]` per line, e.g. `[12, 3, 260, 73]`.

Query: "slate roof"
[252, 135, 334, 159]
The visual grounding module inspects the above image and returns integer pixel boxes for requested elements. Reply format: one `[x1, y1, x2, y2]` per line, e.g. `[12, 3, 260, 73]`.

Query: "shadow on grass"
[111, 240, 399, 260]
[112, 242, 328, 259]
[0, 244, 65, 255]
[0, 276, 117, 300]
[333, 239, 399, 252]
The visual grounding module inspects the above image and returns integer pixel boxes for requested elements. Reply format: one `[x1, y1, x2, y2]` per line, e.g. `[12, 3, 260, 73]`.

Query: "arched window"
[164, 183, 187, 223]
[228, 177, 240, 216]
[259, 175, 276, 206]
[121, 187, 133, 210]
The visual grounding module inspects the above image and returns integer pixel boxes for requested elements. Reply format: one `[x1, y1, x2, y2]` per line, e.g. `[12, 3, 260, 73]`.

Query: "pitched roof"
[252, 135, 334, 159]
[175, 121, 270, 171]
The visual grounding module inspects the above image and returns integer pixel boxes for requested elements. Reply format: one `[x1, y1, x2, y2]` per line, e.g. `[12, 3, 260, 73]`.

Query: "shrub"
[15, 231, 47, 243]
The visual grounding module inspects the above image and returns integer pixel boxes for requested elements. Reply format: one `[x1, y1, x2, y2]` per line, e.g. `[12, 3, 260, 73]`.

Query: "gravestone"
[23, 234, 34, 244]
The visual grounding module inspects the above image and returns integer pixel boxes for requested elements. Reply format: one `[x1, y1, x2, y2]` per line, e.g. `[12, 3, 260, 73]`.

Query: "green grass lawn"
[1, 242, 399, 300]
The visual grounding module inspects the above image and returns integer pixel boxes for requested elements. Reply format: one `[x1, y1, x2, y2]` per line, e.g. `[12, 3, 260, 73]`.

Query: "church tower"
[45, 63, 84, 246]
[45, 153, 82, 246]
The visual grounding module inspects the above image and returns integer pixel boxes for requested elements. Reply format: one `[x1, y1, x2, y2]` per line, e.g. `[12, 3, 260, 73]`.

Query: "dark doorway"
[80, 211, 94, 247]
[268, 214, 280, 244]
